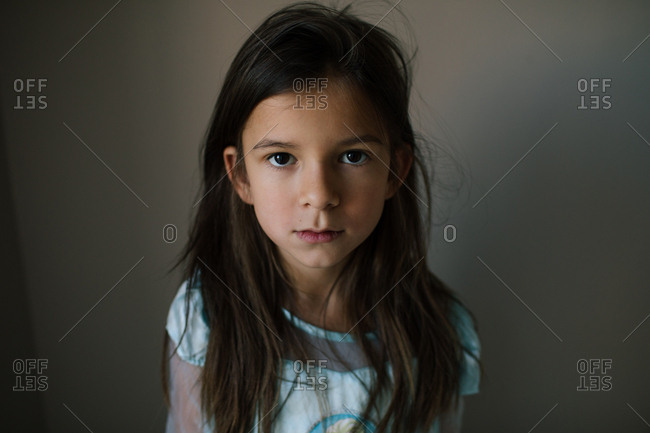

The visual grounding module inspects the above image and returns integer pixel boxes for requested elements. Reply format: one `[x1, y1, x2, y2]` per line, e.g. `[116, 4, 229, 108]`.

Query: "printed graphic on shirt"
[309, 413, 375, 433]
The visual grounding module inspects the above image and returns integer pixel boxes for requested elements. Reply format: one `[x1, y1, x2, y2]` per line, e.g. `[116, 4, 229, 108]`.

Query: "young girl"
[162, 2, 481, 432]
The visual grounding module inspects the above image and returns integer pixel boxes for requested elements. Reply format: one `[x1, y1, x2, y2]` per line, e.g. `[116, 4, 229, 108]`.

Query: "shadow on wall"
[0, 89, 48, 430]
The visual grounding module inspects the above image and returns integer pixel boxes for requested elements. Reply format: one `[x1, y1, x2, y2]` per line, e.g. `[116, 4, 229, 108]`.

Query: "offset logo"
[13, 359, 48, 391]
[14, 78, 48, 110]
[577, 358, 612, 391]
[293, 359, 328, 391]
[577, 78, 612, 110]
[293, 78, 328, 110]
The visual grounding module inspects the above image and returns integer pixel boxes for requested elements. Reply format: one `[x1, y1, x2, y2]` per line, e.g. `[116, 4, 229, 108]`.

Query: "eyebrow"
[251, 134, 384, 151]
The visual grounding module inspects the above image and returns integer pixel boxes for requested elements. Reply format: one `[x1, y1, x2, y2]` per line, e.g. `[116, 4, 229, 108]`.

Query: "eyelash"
[265, 150, 371, 170]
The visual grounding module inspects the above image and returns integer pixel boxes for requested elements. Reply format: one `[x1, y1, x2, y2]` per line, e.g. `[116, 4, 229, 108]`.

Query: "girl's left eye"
[341, 150, 368, 165]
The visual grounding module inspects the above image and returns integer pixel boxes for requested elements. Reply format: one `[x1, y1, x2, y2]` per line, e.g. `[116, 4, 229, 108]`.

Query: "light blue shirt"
[166, 279, 480, 432]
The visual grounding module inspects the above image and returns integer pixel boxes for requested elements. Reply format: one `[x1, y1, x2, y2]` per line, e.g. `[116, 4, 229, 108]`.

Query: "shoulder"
[448, 300, 481, 396]
[166, 278, 209, 366]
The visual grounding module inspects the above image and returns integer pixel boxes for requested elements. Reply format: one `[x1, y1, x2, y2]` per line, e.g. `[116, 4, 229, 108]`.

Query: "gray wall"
[1, 0, 648, 431]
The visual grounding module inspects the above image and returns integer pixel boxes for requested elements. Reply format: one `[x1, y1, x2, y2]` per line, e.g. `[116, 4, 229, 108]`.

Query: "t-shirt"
[165, 279, 480, 433]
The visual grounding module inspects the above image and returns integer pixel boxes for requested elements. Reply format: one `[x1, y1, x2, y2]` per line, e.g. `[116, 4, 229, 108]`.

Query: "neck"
[284, 263, 351, 332]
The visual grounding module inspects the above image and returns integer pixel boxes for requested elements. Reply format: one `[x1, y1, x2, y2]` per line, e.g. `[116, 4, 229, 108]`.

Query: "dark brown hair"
[162, 2, 480, 432]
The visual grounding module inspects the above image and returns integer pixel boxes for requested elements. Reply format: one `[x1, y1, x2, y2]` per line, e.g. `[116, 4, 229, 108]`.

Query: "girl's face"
[224, 81, 411, 287]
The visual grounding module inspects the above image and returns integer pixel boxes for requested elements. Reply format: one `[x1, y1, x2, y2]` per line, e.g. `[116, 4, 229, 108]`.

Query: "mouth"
[298, 228, 342, 233]
[295, 229, 343, 243]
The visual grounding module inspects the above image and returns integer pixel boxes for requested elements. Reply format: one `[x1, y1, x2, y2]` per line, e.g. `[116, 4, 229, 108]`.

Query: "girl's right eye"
[267, 152, 295, 168]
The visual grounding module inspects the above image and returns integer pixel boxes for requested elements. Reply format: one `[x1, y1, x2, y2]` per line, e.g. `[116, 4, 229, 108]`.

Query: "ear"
[223, 146, 254, 204]
[385, 143, 413, 199]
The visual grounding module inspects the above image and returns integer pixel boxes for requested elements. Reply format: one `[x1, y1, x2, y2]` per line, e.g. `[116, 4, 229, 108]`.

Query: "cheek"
[346, 180, 387, 227]
[250, 179, 292, 231]
[353, 171, 389, 201]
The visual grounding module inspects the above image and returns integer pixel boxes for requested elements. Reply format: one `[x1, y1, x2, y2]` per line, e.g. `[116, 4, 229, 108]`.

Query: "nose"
[298, 161, 339, 209]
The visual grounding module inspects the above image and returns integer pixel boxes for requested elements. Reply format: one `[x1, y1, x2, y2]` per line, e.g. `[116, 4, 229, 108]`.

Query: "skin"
[223, 81, 412, 330]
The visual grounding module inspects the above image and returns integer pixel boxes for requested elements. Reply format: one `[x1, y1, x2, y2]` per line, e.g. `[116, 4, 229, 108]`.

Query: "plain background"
[1, 0, 649, 431]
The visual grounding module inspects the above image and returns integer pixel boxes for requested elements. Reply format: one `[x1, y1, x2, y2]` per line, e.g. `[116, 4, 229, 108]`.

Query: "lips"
[298, 228, 341, 233]
[295, 229, 343, 243]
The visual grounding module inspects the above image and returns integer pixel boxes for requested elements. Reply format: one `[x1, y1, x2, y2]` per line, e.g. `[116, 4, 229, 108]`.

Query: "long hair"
[162, 2, 480, 432]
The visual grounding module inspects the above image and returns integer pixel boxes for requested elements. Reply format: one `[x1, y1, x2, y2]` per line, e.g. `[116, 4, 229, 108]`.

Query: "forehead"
[241, 81, 386, 149]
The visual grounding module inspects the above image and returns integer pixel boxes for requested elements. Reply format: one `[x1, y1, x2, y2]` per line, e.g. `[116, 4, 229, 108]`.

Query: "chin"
[300, 259, 339, 269]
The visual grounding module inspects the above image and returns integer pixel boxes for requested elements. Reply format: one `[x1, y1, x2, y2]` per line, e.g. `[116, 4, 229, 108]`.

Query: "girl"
[162, 2, 481, 433]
